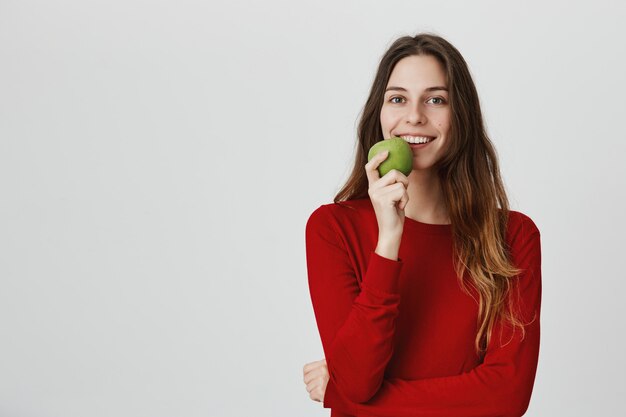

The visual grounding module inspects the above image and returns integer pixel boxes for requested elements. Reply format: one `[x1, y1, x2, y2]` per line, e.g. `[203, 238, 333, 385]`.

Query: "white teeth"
[400, 135, 433, 144]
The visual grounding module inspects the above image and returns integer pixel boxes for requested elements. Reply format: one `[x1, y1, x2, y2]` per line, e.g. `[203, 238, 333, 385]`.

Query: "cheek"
[380, 108, 389, 122]
[381, 107, 401, 123]
[437, 119, 450, 133]
[380, 111, 393, 131]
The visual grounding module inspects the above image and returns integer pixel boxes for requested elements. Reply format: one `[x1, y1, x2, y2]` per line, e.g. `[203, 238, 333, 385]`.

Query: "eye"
[389, 96, 405, 104]
[427, 97, 447, 105]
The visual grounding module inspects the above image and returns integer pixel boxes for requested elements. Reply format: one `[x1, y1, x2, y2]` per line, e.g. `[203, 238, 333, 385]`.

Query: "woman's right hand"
[365, 150, 410, 242]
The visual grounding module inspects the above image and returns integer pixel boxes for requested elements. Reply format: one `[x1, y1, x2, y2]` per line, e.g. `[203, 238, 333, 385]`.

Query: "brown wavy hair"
[334, 33, 531, 360]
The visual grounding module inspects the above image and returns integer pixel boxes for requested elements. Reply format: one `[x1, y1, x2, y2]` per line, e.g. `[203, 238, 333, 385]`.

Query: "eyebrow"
[385, 86, 448, 93]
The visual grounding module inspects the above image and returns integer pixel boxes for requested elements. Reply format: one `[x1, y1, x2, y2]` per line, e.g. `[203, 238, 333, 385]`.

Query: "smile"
[399, 135, 436, 145]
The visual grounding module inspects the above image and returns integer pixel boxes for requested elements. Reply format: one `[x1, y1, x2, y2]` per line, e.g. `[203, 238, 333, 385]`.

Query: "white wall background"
[1, 0, 625, 416]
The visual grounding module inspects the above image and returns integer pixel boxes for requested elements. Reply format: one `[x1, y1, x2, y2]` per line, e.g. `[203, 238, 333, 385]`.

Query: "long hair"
[334, 33, 531, 360]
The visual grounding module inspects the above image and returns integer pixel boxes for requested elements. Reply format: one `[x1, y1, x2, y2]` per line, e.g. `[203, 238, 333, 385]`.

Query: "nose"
[406, 102, 426, 125]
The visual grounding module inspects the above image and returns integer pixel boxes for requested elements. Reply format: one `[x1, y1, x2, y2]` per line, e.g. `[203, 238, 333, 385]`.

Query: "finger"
[303, 359, 325, 375]
[303, 362, 326, 378]
[369, 170, 409, 198]
[364, 150, 388, 185]
[375, 182, 407, 204]
[379, 169, 409, 188]
[303, 359, 322, 374]
[308, 384, 324, 402]
[303, 367, 326, 385]
[398, 192, 409, 210]
[382, 178, 409, 210]
[306, 380, 322, 394]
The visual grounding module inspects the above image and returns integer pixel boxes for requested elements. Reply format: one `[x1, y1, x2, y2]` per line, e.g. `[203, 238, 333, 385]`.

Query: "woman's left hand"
[303, 358, 329, 402]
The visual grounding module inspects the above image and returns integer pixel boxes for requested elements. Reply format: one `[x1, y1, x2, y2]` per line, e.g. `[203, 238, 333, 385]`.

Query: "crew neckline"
[403, 215, 452, 235]
[351, 197, 452, 235]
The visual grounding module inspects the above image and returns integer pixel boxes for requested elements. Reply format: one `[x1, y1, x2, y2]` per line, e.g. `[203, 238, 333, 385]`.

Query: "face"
[380, 54, 451, 172]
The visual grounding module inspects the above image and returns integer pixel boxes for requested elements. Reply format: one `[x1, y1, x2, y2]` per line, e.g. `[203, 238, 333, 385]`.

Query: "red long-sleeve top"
[305, 197, 542, 417]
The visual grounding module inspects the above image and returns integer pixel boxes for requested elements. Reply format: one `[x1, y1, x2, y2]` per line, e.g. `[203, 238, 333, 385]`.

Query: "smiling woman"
[304, 33, 542, 417]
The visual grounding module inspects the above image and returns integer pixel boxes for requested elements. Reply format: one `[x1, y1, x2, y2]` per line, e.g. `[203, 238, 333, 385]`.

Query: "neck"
[405, 169, 450, 225]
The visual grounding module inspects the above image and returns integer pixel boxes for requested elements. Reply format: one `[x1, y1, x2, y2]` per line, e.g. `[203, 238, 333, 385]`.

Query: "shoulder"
[504, 210, 542, 267]
[506, 210, 541, 241]
[306, 197, 376, 234]
[306, 197, 373, 230]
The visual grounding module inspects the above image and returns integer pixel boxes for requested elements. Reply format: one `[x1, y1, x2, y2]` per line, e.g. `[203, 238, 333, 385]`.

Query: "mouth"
[395, 134, 437, 146]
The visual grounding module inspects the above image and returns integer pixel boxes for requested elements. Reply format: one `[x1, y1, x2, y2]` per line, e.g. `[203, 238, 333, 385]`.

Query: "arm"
[326, 227, 542, 417]
[305, 205, 404, 405]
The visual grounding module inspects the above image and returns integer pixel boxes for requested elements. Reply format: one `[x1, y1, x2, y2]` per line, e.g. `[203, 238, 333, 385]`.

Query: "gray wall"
[1, 0, 624, 416]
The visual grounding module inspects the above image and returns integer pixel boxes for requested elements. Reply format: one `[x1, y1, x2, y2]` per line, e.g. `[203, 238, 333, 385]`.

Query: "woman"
[303, 33, 542, 417]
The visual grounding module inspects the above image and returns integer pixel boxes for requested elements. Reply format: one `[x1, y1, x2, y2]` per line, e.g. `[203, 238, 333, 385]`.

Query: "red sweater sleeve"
[305, 205, 405, 404]
[323, 221, 542, 417]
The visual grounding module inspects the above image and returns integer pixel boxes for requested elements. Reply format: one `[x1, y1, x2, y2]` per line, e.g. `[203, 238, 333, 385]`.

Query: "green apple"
[367, 137, 413, 177]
